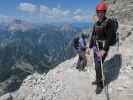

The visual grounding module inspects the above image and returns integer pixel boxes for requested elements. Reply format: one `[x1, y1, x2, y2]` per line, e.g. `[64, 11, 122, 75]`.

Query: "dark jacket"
[89, 17, 112, 51]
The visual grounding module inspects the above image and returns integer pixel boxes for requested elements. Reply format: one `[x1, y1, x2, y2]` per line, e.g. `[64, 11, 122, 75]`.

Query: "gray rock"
[0, 93, 13, 100]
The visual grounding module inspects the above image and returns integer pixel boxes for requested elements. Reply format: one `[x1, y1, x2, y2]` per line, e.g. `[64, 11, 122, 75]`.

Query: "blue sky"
[0, 0, 99, 23]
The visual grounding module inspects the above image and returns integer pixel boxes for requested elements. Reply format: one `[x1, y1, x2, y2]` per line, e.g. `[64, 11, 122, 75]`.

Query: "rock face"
[1, 0, 133, 100]
[107, 0, 133, 25]
[0, 93, 13, 100]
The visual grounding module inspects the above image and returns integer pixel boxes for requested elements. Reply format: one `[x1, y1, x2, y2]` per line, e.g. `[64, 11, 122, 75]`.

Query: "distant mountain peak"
[8, 19, 33, 32]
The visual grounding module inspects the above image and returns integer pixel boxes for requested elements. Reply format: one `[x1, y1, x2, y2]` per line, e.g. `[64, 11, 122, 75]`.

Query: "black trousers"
[93, 49, 108, 86]
[77, 50, 87, 70]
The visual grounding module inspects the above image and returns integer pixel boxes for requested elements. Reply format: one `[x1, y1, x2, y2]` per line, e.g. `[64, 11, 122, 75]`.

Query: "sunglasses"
[96, 10, 106, 13]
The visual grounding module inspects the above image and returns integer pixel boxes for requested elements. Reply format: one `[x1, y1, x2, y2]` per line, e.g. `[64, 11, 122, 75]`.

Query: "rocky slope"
[0, 20, 85, 96]
[1, 0, 133, 100]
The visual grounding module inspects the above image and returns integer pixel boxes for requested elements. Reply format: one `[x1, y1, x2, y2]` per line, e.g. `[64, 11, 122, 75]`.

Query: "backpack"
[79, 36, 86, 50]
[73, 37, 80, 50]
[108, 17, 119, 46]
[73, 36, 86, 50]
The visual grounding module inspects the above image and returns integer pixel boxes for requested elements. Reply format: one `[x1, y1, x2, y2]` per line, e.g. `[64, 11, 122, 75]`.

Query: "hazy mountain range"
[0, 18, 92, 96]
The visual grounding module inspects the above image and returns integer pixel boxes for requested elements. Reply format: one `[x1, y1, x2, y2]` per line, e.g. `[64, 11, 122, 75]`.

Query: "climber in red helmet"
[96, 1, 107, 20]
[88, 2, 113, 94]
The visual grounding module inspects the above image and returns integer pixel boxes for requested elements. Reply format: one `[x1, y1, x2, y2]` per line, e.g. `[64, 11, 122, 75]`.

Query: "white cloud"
[0, 15, 15, 23]
[40, 5, 71, 19]
[73, 15, 84, 21]
[18, 3, 38, 13]
[63, 10, 70, 16]
[73, 9, 82, 15]
[51, 8, 68, 18]
[72, 14, 92, 22]
[40, 5, 50, 14]
[17, 3, 94, 22]
[72, 9, 94, 22]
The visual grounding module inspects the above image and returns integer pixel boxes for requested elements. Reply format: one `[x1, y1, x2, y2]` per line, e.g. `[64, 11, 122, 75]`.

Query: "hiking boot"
[92, 80, 104, 85]
[95, 85, 103, 94]
[82, 68, 87, 72]
[98, 81, 104, 88]
[92, 81, 98, 85]
[76, 66, 80, 69]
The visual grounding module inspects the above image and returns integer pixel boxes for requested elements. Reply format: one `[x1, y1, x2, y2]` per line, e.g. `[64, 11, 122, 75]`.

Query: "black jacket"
[89, 17, 112, 51]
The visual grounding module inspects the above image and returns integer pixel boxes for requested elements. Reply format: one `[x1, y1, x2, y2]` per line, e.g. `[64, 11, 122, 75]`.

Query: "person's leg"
[98, 50, 108, 87]
[93, 51, 104, 94]
[93, 51, 102, 84]
[79, 51, 85, 71]
[94, 42, 109, 94]
[82, 50, 87, 70]
[76, 51, 82, 69]
[76, 55, 81, 69]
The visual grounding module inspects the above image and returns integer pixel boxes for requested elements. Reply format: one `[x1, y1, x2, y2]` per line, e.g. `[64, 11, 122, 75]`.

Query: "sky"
[0, 0, 100, 23]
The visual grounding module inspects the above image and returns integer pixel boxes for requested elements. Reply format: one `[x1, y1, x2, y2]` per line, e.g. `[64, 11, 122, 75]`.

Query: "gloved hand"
[86, 48, 91, 55]
[96, 50, 106, 57]
[101, 50, 106, 57]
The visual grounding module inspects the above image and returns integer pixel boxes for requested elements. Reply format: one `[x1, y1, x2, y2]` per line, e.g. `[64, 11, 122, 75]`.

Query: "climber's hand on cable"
[86, 48, 91, 55]
[100, 50, 106, 57]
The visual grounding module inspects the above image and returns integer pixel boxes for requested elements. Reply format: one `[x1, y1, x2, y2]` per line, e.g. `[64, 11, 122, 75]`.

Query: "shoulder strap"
[102, 18, 109, 26]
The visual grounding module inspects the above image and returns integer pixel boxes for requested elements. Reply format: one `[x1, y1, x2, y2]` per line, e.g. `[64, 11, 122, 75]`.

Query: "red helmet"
[96, 2, 107, 11]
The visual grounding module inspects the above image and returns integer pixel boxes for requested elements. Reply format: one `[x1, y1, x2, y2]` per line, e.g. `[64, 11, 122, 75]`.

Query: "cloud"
[51, 8, 70, 18]
[40, 5, 71, 19]
[72, 9, 94, 22]
[0, 15, 15, 23]
[17, 2, 94, 22]
[73, 15, 83, 21]
[72, 15, 90, 21]
[18, 3, 38, 13]
[73, 9, 82, 15]
[40, 5, 50, 14]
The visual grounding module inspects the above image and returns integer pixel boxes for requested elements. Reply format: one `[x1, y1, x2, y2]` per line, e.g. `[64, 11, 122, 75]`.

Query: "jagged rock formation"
[107, 0, 133, 25]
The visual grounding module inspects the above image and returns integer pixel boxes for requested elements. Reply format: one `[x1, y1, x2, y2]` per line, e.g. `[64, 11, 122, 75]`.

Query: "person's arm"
[89, 28, 95, 49]
[87, 27, 95, 55]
